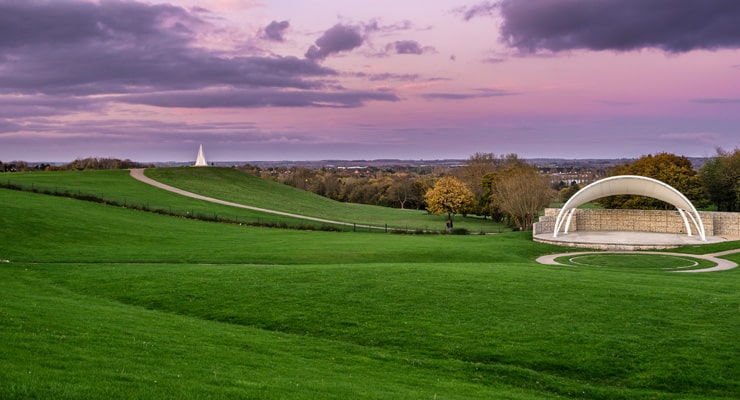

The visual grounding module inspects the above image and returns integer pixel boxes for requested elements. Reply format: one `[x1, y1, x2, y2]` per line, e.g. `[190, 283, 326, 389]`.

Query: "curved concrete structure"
[553, 175, 706, 241]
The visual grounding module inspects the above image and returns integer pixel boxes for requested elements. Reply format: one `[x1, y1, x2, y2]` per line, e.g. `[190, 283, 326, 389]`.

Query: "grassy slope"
[3, 169, 342, 228]
[6, 168, 506, 232]
[145, 167, 504, 232]
[2, 188, 739, 399]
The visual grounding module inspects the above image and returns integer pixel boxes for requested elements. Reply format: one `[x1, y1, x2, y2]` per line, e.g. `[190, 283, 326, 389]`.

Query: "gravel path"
[536, 249, 740, 273]
[129, 168, 385, 230]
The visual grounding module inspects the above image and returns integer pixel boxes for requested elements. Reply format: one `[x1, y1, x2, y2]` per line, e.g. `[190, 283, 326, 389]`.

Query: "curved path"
[129, 169, 385, 230]
[536, 249, 740, 273]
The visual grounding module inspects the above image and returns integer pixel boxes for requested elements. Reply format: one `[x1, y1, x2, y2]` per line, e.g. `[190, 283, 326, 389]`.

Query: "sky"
[1, 0, 739, 162]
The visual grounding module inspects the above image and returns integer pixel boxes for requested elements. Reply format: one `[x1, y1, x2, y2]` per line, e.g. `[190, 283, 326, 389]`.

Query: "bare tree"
[493, 165, 554, 230]
[387, 174, 415, 209]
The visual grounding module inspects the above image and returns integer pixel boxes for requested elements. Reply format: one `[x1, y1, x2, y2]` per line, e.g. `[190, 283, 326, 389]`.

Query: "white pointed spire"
[194, 144, 208, 166]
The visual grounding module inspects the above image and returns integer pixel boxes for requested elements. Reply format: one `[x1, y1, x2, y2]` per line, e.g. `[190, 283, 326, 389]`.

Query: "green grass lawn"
[2, 169, 330, 227]
[144, 167, 506, 232]
[4, 168, 507, 232]
[1, 176, 739, 399]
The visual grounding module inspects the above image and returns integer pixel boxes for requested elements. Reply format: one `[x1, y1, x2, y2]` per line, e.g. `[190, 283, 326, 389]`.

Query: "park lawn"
[2, 169, 332, 228]
[5, 168, 507, 232]
[1, 188, 739, 399]
[0, 188, 553, 264]
[1, 263, 551, 400]
[145, 167, 505, 232]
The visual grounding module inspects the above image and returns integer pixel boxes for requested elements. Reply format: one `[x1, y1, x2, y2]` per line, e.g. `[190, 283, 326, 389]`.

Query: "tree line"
[243, 148, 739, 229]
[590, 149, 739, 213]
[0, 157, 153, 172]
[239, 153, 556, 230]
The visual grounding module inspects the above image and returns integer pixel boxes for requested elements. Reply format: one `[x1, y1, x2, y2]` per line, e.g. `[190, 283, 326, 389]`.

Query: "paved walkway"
[536, 249, 740, 273]
[129, 169, 385, 230]
[533, 231, 726, 250]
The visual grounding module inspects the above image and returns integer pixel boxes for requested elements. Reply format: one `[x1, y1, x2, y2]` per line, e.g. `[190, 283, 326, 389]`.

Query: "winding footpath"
[129, 168, 385, 230]
[536, 249, 740, 273]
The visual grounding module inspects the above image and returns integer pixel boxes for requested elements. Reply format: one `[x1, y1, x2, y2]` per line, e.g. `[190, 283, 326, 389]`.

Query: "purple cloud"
[387, 40, 435, 55]
[262, 20, 290, 42]
[457, 1, 498, 21]
[305, 24, 364, 61]
[119, 88, 399, 109]
[0, 95, 103, 118]
[0, 1, 337, 96]
[422, 88, 516, 100]
[363, 19, 413, 33]
[462, 0, 740, 53]
[0, 0, 200, 50]
[0, 0, 417, 117]
[349, 72, 421, 82]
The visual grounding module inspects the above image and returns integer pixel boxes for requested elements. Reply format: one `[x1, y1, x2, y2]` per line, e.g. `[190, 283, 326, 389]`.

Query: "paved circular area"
[536, 249, 740, 273]
[533, 231, 726, 251]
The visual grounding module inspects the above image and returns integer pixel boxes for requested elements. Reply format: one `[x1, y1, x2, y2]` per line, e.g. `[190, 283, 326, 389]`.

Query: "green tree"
[559, 182, 581, 203]
[700, 148, 740, 212]
[424, 176, 474, 220]
[599, 153, 708, 209]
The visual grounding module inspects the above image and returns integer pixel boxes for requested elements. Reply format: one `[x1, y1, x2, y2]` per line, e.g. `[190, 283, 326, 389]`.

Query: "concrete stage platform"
[533, 231, 728, 250]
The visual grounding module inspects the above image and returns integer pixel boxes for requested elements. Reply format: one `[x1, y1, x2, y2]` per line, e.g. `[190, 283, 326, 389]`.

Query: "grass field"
[1, 170, 739, 399]
[4, 168, 508, 233]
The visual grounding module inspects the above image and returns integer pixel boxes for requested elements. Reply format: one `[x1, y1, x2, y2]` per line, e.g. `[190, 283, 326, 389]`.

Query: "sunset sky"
[1, 0, 739, 162]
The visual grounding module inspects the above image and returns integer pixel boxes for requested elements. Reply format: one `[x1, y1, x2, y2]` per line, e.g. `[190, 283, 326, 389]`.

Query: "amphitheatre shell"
[553, 175, 705, 240]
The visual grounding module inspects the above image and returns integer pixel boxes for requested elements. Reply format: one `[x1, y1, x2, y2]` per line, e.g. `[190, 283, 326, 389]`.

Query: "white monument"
[194, 144, 208, 167]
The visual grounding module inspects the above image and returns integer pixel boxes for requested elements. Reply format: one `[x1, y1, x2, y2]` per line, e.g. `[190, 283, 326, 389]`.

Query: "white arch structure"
[553, 175, 706, 241]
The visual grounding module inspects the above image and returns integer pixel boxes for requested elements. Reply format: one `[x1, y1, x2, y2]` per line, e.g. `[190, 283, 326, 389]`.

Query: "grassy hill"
[1, 176, 739, 399]
[4, 168, 506, 232]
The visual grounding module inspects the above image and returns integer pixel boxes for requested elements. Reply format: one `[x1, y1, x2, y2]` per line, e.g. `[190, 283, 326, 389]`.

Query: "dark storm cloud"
[422, 88, 516, 100]
[387, 40, 435, 55]
[305, 24, 364, 61]
[262, 20, 290, 42]
[462, 0, 740, 53]
[120, 88, 399, 109]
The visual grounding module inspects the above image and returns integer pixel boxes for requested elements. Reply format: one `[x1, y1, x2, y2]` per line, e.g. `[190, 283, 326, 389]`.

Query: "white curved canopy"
[553, 175, 705, 240]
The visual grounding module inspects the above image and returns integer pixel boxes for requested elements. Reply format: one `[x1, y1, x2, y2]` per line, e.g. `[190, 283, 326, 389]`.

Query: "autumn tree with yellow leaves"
[424, 176, 475, 220]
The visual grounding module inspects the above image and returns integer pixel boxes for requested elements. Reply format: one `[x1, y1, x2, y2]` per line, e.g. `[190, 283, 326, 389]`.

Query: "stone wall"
[535, 208, 740, 237]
